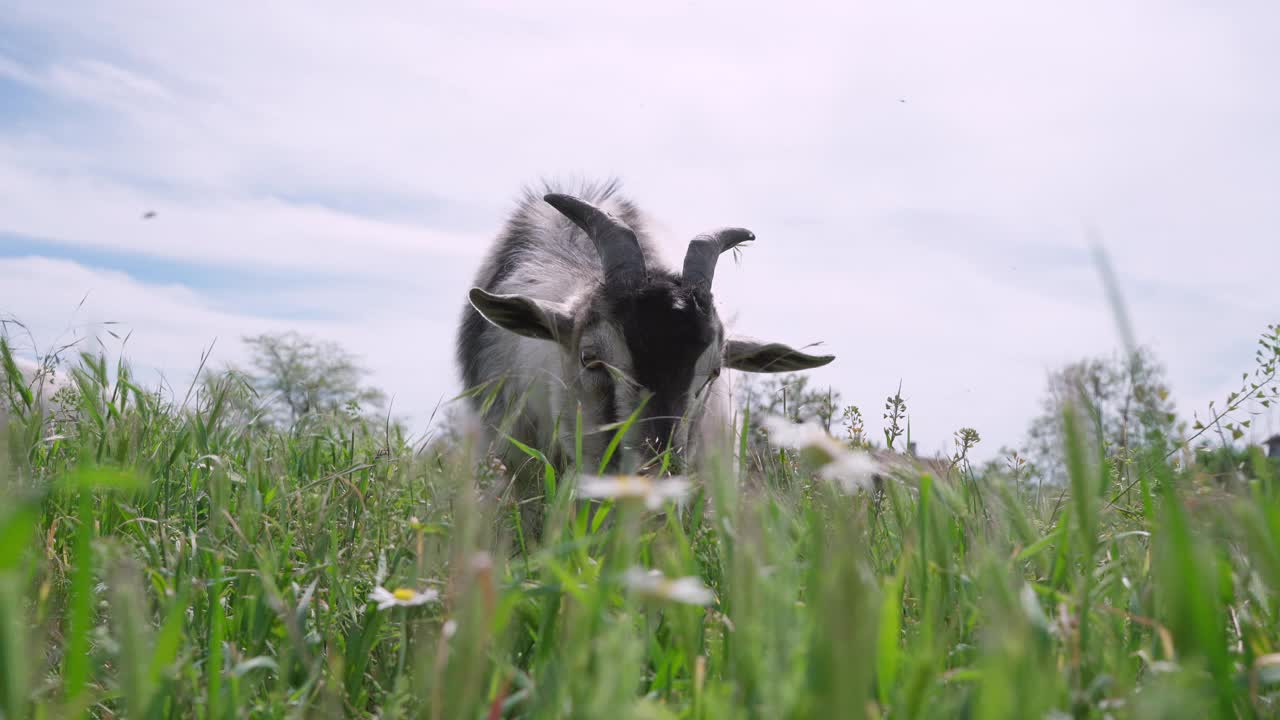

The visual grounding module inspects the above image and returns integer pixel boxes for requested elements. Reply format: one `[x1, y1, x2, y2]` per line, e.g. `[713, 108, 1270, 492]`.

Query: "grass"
[2, 332, 1280, 719]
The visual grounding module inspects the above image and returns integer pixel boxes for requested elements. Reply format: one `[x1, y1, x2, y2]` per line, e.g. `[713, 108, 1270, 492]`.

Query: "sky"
[1, 1, 1277, 461]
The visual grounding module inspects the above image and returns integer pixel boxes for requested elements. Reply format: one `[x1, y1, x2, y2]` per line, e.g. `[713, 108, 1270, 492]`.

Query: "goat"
[455, 180, 833, 497]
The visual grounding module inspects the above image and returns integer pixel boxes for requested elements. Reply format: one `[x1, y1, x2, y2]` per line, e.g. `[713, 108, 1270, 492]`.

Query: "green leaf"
[877, 564, 905, 705]
[0, 575, 30, 720]
[0, 339, 33, 412]
[59, 463, 148, 493]
[64, 492, 96, 702]
[597, 393, 651, 475]
[0, 502, 38, 572]
[144, 584, 190, 717]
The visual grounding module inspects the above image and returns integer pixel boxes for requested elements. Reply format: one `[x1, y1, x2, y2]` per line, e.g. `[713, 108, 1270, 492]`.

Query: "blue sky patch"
[0, 231, 342, 293]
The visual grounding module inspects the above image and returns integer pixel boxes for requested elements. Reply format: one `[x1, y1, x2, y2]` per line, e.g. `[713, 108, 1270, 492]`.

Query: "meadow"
[1, 321, 1280, 720]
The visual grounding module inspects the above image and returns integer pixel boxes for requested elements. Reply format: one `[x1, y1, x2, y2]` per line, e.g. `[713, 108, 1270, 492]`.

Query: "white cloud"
[0, 151, 484, 275]
[1, 0, 1278, 456]
[1, 256, 270, 383]
[0, 257, 463, 432]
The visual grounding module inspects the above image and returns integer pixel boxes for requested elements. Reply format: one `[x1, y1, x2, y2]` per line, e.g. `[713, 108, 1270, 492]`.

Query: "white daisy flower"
[1019, 583, 1050, 630]
[622, 567, 715, 606]
[469, 551, 493, 573]
[762, 415, 882, 492]
[762, 415, 848, 462]
[576, 474, 691, 510]
[817, 450, 883, 493]
[368, 586, 440, 610]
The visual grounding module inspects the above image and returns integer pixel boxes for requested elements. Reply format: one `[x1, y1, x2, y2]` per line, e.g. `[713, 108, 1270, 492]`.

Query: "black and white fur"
[456, 179, 833, 485]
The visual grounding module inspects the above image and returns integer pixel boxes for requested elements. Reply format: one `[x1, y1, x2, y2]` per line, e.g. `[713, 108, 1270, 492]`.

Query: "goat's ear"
[468, 288, 574, 344]
[724, 337, 835, 373]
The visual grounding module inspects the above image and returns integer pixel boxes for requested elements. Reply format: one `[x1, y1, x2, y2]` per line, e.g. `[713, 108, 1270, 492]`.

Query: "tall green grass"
[1, 333, 1279, 719]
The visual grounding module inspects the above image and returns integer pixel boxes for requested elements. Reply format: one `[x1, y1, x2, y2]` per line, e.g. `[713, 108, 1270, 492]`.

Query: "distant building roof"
[1266, 434, 1280, 458]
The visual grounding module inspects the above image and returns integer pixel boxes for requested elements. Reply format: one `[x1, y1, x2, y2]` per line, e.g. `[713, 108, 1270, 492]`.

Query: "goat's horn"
[681, 228, 754, 289]
[544, 193, 646, 288]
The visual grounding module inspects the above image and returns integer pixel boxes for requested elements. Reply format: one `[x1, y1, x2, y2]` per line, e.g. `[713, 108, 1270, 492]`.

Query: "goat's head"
[468, 193, 834, 474]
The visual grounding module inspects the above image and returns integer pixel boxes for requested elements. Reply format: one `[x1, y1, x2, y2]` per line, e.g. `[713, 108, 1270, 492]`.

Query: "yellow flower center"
[392, 588, 417, 601]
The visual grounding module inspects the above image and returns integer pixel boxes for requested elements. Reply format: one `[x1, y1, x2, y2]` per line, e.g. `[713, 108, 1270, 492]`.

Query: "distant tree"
[738, 373, 841, 429]
[216, 332, 387, 428]
[1022, 346, 1177, 485]
[737, 372, 843, 454]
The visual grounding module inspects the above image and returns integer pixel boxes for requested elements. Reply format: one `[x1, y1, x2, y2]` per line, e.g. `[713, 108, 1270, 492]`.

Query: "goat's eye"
[695, 367, 723, 399]
[580, 350, 601, 369]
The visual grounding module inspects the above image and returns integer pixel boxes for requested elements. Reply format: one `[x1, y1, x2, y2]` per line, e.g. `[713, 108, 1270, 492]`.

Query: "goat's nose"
[636, 446, 684, 476]
[643, 416, 677, 445]
[642, 432, 679, 458]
